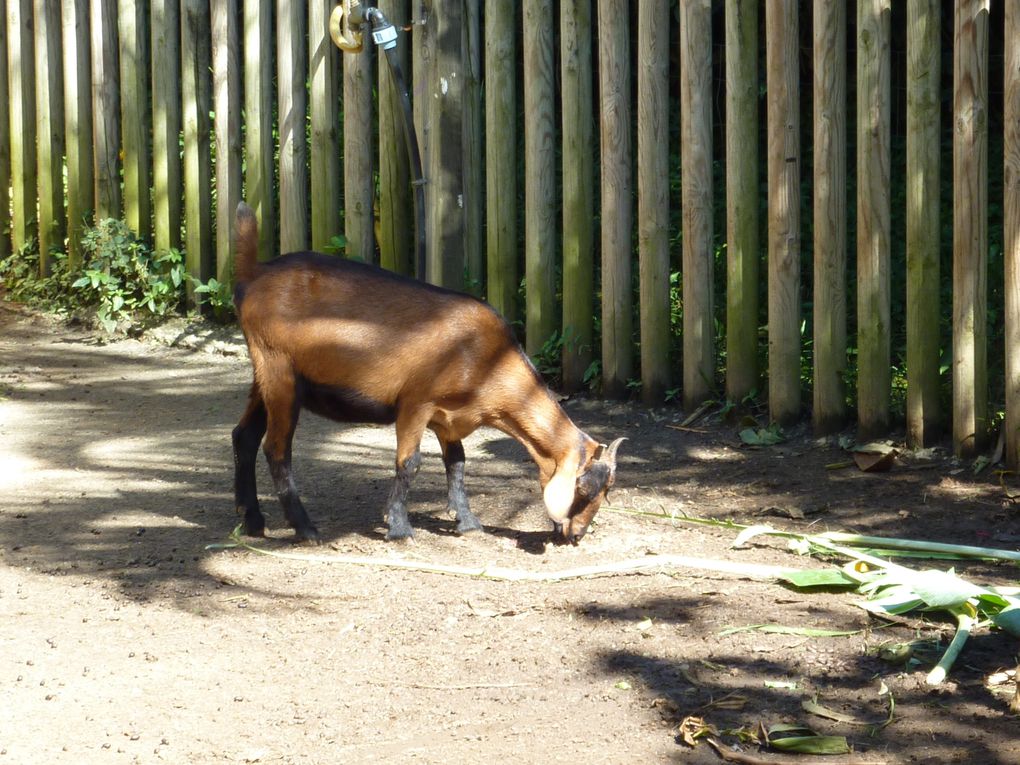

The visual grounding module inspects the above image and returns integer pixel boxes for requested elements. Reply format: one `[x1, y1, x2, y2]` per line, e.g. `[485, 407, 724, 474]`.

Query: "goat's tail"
[234, 202, 260, 285]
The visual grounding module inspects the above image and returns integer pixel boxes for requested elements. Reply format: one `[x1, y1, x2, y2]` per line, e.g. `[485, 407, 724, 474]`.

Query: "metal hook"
[329, 0, 364, 53]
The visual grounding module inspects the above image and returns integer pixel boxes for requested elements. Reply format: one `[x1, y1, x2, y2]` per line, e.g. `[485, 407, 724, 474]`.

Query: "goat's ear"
[544, 470, 576, 522]
[576, 461, 611, 499]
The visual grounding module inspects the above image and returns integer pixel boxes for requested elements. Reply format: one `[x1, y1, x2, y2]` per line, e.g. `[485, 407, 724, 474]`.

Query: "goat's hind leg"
[261, 365, 320, 543]
[440, 439, 482, 534]
[233, 386, 268, 537]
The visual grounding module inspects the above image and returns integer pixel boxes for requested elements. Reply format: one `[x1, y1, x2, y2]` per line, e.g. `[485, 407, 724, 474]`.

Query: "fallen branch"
[208, 527, 794, 583]
[704, 738, 791, 765]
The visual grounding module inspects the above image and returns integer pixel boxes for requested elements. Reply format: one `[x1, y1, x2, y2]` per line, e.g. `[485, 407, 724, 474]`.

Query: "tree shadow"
[576, 589, 1020, 764]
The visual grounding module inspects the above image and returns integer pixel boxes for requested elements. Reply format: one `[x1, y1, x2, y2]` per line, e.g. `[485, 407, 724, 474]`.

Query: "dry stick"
[212, 532, 793, 583]
[367, 681, 530, 691]
[704, 738, 794, 765]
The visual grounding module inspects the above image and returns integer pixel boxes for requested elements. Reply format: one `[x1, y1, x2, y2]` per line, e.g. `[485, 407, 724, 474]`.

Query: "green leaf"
[858, 588, 925, 616]
[779, 569, 861, 590]
[991, 604, 1020, 637]
[765, 724, 850, 755]
[858, 568, 986, 611]
[739, 425, 785, 446]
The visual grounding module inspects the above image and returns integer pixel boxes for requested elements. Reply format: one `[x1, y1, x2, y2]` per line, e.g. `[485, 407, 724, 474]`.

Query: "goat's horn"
[599, 437, 627, 466]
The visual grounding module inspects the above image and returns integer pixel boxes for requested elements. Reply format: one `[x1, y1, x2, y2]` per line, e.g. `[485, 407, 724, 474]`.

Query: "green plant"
[72, 219, 187, 332]
[531, 330, 565, 384]
[192, 277, 236, 322]
[324, 234, 348, 255]
[0, 240, 80, 310]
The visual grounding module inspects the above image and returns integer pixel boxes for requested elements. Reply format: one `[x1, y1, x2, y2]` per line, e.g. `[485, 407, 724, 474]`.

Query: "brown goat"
[231, 202, 624, 544]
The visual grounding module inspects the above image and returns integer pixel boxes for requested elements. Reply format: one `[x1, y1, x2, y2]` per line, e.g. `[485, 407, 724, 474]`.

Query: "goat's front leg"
[384, 449, 420, 540]
[385, 407, 433, 540]
[440, 439, 482, 534]
[233, 386, 268, 537]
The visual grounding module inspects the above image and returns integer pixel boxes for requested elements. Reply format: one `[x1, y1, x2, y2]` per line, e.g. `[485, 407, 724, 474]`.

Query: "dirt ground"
[2, 299, 1020, 764]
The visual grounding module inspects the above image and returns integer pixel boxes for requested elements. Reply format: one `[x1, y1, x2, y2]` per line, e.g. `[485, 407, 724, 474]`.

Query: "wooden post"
[91, 0, 120, 221]
[680, 0, 712, 409]
[411, 0, 432, 280]
[952, 0, 989, 457]
[7, 0, 36, 250]
[598, 0, 633, 399]
[484, 0, 516, 319]
[308, 0, 340, 255]
[1006, 1, 1020, 469]
[309, 0, 341, 254]
[462, 0, 482, 293]
[725, 0, 759, 405]
[244, 0, 274, 262]
[906, 0, 941, 447]
[637, 0, 670, 404]
[856, 0, 891, 439]
[212, 0, 242, 286]
[523, 0, 556, 356]
[424, 0, 463, 287]
[765, 0, 800, 425]
[151, 0, 182, 253]
[118, 0, 150, 237]
[812, 0, 847, 434]
[34, 0, 64, 273]
[343, 44, 375, 264]
[62, 0, 94, 267]
[377, 0, 412, 275]
[278, 0, 308, 254]
[181, 0, 212, 300]
[0, 0, 9, 261]
[560, 0, 593, 392]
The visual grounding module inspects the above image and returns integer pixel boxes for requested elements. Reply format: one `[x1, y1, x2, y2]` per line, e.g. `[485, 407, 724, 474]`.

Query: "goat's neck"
[494, 386, 595, 519]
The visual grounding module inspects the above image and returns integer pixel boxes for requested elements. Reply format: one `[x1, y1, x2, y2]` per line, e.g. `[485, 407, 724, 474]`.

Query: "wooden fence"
[1, 1, 1019, 467]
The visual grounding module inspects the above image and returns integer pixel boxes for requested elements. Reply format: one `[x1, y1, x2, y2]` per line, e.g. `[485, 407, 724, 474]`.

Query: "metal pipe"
[331, 3, 426, 281]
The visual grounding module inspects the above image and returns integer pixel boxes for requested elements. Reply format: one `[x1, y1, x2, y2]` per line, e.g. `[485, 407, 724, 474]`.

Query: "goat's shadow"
[319, 514, 556, 556]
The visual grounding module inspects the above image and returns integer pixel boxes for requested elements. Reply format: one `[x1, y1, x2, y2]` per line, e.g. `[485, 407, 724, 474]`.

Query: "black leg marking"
[233, 396, 267, 537]
[385, 451, 421, 540]
[442, 441, 482, 534]
[265, 451, 321, 543]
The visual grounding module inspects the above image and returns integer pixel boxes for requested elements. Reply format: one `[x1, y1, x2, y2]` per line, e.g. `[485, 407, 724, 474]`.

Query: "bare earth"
[2, 300, 1019, 764]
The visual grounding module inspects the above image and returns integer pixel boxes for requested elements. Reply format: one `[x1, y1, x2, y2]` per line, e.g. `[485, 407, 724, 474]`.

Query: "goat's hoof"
[456, 517, 484, 535]
[241, 519, 266, 538]
[385, 526, 415, 543]
[294, 526, 322, 545]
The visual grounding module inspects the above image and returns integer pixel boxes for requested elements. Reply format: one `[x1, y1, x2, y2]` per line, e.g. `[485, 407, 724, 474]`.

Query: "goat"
[231, 202, 624, 544]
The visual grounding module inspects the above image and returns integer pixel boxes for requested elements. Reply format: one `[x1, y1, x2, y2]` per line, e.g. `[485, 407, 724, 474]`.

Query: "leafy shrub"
[192, 276, 236, 323]
[0, 239, 80, 310]
[72, 219, 187, 332]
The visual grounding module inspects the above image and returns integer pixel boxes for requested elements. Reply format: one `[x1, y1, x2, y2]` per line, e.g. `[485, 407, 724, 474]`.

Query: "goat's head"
[547, 437, 626, 545]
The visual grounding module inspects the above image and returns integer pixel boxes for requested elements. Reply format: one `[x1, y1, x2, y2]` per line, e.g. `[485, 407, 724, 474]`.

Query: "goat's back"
[236, 253, 532, 408]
